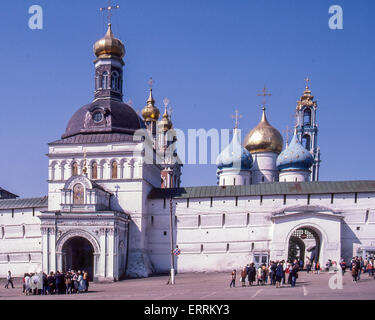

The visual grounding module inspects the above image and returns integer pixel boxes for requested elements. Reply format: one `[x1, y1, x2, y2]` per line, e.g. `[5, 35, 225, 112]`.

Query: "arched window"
[72, 162, 78, 176]
[111, 161, 118, 179]
[302, 135, 311, 151]
[73, 183, 85, 205]
[92, 162, 98, 180]
[303, 109, 312, 125]
[111, 71, 119, 91]
[101, 71, 109, 89]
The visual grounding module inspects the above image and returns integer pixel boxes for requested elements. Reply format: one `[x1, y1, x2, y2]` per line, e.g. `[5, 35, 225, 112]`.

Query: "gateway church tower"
[42, 23, 164, 280]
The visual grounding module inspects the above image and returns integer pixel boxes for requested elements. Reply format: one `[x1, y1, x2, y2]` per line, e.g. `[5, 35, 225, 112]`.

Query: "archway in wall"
[62, 237, 94, 281]
[288, 227, 320, 264]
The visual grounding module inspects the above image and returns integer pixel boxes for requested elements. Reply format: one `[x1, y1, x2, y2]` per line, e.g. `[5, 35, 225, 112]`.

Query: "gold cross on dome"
[258, 86, 272, 109]
[232, 109, 242, 129]
[284, 125, 293, 146]
[163, 98, 170, 108]
[148, 77, 155, 90]
[100, 0, 120, 25]
[304, 77, 311, 88]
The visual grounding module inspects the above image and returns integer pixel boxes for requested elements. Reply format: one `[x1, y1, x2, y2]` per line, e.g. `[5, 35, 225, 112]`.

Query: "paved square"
[1, 272, 374, 300]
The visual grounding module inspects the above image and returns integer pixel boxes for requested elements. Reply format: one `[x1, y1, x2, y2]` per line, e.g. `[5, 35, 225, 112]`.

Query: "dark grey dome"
[62, 99, 146, 139]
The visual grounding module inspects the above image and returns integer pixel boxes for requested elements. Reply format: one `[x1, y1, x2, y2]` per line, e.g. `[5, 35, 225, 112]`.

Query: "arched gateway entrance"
[62, 237, 94, 281]
[288, 227, 321, 263]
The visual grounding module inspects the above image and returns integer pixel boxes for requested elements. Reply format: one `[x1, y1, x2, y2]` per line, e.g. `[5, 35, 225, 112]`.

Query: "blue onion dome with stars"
[216, 128, 253, 171]
[276, 132, 314, 171]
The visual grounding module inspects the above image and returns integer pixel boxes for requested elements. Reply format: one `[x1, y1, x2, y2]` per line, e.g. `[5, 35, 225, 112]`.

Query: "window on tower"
[72, 162, 78, 176]
[111, 71, 119, 91]
[92, 162, 98, 180]
[303, 109, 312, 125]
[302, 135, 311, 151]
[102, 71, 109, 89]
[111, 161, 118, 179]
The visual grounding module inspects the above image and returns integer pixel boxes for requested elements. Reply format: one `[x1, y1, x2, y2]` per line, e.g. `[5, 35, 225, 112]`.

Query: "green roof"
[0, 196, 48, 210]
[148, 180, 375, 199]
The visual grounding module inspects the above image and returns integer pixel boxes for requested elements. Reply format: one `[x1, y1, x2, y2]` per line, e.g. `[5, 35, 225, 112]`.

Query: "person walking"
[352, 262, 359, 282]
[340, 259, 347, 275]
[229, 269, 236, 288]
[257, 265, 264, 286]
[83, 270, 89, 292]
[24, 274, 31, 296]
[315, 261, 321, 274]
[282, 260, 287, 284]
[240, 267, 247, 287]
[47, 272, 55, 294]
[290, 265, 299, 287]
[275, 262, 284, 288]
[4, 271, 14, 289]
[42, 273, 48, 295]
[65, 272, 72, 294]
[306, 259, 312, 274]
[247, 263, 256, 286]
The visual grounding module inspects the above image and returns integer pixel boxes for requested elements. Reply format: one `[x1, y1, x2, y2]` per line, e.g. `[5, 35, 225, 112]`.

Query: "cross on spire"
[100, 0, 120, 25]
[284, 125, 293, 147]
[258, 86, 272, 110]
[148, 77, 155, 90]
[163, 98, 170, 115]
[304, 77, 311, 89]
[232, 109, 242, 129]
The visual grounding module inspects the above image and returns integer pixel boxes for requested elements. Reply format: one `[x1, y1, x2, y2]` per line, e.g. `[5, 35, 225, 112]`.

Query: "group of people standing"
[22, 270, 90, 295]
[230, 260, 300, 289]
[350, 256, 375, 282]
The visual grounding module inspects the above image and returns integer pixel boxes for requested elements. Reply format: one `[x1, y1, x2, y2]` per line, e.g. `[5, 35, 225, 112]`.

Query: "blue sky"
[0, 0, 374, 197]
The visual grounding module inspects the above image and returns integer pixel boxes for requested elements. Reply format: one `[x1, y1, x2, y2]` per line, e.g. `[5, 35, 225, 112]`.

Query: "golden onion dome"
[141, 88, 160, 121]
[244, 107, 283, 154]
[158, 105, 173, 132]
[93, 24, 125, 59]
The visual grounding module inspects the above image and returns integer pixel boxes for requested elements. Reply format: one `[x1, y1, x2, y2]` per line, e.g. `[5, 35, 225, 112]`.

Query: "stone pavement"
[0, 271, 374, 300]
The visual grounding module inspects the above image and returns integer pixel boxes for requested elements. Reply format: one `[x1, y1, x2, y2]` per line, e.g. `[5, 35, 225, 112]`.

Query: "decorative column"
[99, 228, 107, 280]
[41, 227, 50, 273]
[49, 227, 57, 272]
[107, 228, 115, 280]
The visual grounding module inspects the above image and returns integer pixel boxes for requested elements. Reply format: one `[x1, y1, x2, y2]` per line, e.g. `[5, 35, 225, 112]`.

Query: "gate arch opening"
[288, 227, 321, 264]
[62, 236, 94, 280]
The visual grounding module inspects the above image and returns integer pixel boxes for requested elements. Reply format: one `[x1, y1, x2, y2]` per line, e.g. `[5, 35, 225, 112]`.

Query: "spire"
[232, 109, 242, 130]
[159, 98, 173, 132]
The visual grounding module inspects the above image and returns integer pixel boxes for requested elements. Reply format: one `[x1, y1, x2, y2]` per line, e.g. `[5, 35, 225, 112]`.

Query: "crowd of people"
[22, 270, 90, 295]
[229, 256, 375, 289]
[230, 259, 302, 289]
[348, 256, 375, 282]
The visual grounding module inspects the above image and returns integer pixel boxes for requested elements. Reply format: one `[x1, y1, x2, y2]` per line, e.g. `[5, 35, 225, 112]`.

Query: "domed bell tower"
[93, 23, 125, 102]
[295, 79, 320, 181]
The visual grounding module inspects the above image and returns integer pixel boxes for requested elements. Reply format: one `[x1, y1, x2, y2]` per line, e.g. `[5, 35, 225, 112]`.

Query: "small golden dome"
[141, 88, 160, 121]
[244, 108, 283, 154]
[159, 105, 173, 132]
[93, 24, 125, 59]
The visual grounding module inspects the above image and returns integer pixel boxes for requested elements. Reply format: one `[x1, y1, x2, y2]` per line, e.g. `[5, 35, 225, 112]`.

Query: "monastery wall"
[146, 192, 375, 273]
